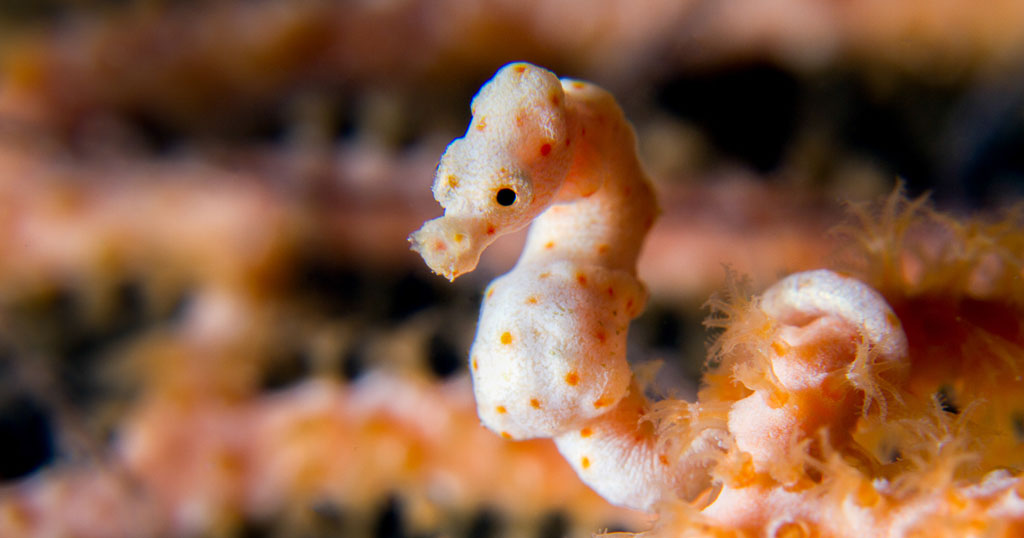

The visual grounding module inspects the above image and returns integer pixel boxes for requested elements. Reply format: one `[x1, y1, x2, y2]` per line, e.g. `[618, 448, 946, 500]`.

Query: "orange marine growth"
[648, 195, 1024, 537]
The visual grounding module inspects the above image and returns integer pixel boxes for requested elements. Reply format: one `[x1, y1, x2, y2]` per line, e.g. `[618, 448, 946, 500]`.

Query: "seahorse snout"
[409, 216, 489, 281]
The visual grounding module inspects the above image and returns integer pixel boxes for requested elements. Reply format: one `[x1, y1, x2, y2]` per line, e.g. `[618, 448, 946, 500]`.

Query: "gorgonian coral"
[412, 62, 1024, 537]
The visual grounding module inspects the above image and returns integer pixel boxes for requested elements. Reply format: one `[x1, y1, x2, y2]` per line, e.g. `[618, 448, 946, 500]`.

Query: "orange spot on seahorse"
[514, 65, 527, 74]
[595, 330, 607, 344]
[581, 456, 590, 469]
[526, 296, 538, 305]
[530, 398, 541, 409]
[593, 397, 611, 409]
[500, 332, 513, 345]
[540, 143, 552, 156]
[501, 431, 511, 439]
[544, 241, 555, 249]
[580, 427, 593, 438]
[496, 405, 507, 414]
[575, 272, 588, 286]
[597, 244, 609, 254]
[565, 371, 580, 386]
[572, 81, 585, 90]
[486, 224, 496, 235]
[475, 118, 487, 132]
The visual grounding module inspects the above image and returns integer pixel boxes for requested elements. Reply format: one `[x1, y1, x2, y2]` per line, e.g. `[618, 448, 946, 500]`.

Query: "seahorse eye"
[496, 188, 517, 206]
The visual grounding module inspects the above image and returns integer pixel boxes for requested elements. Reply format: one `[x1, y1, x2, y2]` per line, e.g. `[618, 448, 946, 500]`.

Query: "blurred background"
[0, 1, 1022, 537]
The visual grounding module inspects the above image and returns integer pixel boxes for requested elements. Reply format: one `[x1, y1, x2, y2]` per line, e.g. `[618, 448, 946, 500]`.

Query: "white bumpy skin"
[409, 63, 574, 281]
[411, 62, 679, 510]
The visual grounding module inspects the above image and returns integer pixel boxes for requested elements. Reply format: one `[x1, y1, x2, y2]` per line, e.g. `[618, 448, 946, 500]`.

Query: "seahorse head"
[410, 62, 573, 280]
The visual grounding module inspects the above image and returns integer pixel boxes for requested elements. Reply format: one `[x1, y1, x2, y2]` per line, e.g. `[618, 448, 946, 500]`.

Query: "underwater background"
[0, 1, 1022, 537]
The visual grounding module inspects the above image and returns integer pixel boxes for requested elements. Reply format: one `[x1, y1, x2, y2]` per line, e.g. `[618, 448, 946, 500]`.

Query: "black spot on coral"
[935, 385, 959, 415]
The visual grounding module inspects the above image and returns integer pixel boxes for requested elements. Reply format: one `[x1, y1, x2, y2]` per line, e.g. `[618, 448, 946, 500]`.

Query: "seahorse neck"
[519, 100, 657, 274]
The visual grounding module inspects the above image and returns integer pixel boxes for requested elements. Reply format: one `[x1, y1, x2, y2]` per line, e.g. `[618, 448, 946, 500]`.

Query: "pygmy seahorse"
[409, 62, 682, 509]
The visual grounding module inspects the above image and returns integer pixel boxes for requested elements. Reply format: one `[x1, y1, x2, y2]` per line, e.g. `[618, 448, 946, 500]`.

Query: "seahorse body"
[411, 63, 672, 509]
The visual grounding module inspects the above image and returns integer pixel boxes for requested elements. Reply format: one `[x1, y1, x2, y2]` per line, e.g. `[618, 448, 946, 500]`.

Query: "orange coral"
[646, 191, 1024, 537]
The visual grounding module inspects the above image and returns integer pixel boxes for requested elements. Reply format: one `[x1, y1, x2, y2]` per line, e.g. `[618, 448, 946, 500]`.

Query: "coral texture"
[412, 62, 1024, 536]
